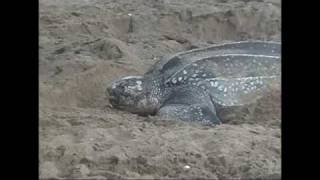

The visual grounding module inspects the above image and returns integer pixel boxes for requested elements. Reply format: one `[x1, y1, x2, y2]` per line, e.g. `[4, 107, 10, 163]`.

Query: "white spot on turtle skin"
[183, 70, 187, 74]
[195, 78, 200, 81]
[136, 80, 142, 85]
[183, 76, 187, 80]
[223, 88, 227, 92]
[235, 87, 238, 91]
[202, 74, 207, 77]
[192, 82, 196, 85]
[172, 78, 177, 84]
[189, 78, 194, 81]
[178, 77, 183, 81]
[218, 86, 224, 91]
[192, 63, 198, 66]
[210, 81, 218, 87]
[137, 86, 143, 91]
[192, 74, 197, 78]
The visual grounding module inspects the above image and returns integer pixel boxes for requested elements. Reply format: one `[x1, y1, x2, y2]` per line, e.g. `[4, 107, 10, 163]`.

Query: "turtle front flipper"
[157, 85, 221, 125]
[158, 104, 221, 125]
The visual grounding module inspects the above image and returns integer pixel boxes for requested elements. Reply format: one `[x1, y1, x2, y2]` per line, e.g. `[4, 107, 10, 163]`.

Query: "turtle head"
[107, 76, 158, 115]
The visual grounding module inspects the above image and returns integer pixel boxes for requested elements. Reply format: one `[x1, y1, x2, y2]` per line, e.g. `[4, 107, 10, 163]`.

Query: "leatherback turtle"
[106, 41, 281, 125]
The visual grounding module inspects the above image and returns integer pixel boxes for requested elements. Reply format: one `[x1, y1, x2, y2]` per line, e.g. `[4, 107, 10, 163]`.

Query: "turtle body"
[106, 41, 281, 125]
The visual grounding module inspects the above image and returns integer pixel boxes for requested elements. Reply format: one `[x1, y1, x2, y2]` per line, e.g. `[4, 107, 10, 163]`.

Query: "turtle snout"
[106, 86, 112, 95]
[106, 86, 119, 105]
[109, 96, 119, 106]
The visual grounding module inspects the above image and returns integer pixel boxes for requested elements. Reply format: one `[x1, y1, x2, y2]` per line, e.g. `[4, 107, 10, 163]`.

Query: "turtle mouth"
[109, 96, 118, 106]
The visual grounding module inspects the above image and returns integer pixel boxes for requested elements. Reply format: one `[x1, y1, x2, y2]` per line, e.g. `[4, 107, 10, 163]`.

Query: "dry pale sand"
[39, 0, 281, 179]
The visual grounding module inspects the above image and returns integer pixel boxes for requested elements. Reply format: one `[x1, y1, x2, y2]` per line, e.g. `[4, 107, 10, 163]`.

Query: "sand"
[39, 0, 281, 179]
